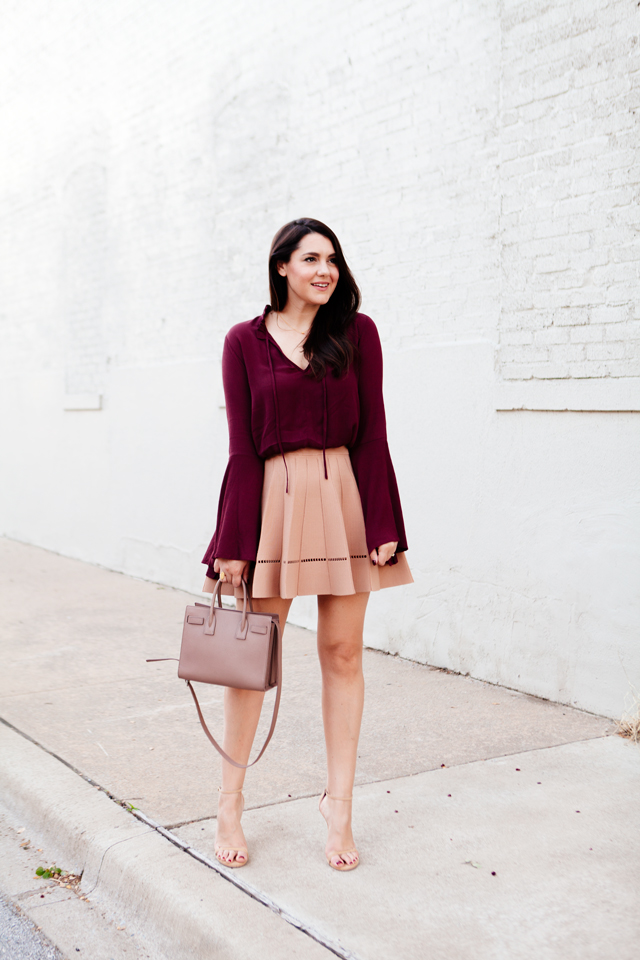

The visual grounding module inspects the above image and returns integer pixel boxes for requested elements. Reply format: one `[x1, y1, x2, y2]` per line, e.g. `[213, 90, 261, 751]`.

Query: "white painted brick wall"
[0, 0, 638, 717]
[499, 0, 640, 381]
[0, 0, 503, 376]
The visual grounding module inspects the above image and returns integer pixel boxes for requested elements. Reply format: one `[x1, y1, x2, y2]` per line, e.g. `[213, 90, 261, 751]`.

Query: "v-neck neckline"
[265, 328, 311, 373]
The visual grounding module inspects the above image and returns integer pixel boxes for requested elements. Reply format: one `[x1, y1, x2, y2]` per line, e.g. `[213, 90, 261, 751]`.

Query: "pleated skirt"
[205, 446, 413, 600]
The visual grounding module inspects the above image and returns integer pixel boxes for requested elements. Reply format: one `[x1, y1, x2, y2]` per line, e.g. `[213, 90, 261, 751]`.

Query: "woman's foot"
[319, 790, 360, 871]
[215, 788, 248, 867]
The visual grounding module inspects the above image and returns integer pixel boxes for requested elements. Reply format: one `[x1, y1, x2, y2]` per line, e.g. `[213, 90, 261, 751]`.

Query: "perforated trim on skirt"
[205, 446, 413, 599]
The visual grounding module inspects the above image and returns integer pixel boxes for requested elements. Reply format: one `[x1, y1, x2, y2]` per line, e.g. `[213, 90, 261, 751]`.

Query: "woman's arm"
[201, 331, 264, 577]
[349, 315, 408, 564]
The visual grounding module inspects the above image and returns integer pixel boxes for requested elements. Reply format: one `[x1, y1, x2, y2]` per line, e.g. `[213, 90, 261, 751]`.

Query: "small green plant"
[35, 866, 62, 879]
[34, 865, 82, 891]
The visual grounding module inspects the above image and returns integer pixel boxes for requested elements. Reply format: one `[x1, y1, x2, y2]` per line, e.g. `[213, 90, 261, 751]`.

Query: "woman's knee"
[319, 637, 363, 677]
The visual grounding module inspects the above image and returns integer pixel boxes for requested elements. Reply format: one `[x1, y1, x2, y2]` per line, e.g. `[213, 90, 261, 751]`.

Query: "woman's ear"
[276, 261, 287, 277]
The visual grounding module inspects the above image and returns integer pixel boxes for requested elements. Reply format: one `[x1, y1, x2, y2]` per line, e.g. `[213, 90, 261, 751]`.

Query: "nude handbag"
[148, 579, 281, 768]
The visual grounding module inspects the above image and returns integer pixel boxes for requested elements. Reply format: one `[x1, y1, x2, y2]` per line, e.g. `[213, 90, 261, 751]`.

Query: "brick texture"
[1, 2, 636, 386]
[0, 2, 637, 718]
[499, 0, 640, 381]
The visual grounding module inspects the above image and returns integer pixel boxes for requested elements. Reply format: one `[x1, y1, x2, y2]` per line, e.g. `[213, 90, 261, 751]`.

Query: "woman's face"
[277, 232, 339, 308]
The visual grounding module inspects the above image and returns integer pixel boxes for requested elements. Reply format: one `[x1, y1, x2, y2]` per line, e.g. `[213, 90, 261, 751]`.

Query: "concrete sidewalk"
[1, 537, 638, 959]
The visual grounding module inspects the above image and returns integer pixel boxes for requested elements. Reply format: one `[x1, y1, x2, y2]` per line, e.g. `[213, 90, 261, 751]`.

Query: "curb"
[0, 720, 331, 960]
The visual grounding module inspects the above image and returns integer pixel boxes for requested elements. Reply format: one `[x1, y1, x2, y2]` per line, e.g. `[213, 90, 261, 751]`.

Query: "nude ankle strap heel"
[215, 788, 248, 869]
[319, 789, 360, 872]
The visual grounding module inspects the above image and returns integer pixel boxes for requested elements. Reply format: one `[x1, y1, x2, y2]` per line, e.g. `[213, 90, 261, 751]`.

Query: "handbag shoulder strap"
[147, 581, 281, 769]
[184, 617, 282, 769]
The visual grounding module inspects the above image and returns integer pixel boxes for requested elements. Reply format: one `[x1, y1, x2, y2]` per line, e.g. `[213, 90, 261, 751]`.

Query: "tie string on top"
[265, 329, 329, 493]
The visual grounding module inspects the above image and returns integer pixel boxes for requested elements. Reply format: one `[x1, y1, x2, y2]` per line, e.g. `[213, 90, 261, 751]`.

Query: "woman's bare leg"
[215, 595, 292, 865]
[316, 591, 369, 868]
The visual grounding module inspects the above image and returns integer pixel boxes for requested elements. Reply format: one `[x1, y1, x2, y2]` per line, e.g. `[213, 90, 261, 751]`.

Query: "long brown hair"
[268, 218, 361, 379]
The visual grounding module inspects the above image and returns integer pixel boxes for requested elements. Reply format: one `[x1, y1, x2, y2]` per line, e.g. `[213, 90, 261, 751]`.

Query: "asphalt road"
[0, 895, 64, 960]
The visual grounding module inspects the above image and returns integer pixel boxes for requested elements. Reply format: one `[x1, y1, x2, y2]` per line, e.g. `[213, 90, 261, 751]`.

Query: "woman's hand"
[370, 542, 398, 567]
[213, 558, 249, 588]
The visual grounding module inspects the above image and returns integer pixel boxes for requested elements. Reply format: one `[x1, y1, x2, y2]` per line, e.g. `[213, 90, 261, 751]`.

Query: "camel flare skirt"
[205, 447, 413, 600]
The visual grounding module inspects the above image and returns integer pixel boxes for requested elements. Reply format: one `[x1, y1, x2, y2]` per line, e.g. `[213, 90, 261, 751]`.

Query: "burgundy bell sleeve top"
[202, 308, 408, 574]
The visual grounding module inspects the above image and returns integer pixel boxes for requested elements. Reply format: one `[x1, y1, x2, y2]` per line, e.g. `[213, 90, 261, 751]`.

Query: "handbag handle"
[208, 576, 254, 633]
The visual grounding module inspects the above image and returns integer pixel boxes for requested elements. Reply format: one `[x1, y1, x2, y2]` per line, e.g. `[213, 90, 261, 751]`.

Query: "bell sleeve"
[202, 334, 264, 571]
[349, 316, 408, 559]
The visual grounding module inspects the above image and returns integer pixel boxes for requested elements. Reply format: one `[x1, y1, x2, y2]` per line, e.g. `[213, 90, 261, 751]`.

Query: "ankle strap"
[218, 787, 243, 795]
[325, 791, 353, 801]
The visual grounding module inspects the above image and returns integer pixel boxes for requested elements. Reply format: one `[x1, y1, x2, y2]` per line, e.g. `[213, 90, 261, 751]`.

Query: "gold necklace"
[275, 311, 309, 338]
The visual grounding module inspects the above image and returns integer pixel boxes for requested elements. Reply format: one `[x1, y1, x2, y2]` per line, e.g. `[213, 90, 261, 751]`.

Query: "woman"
[202, 217, 412, 871]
